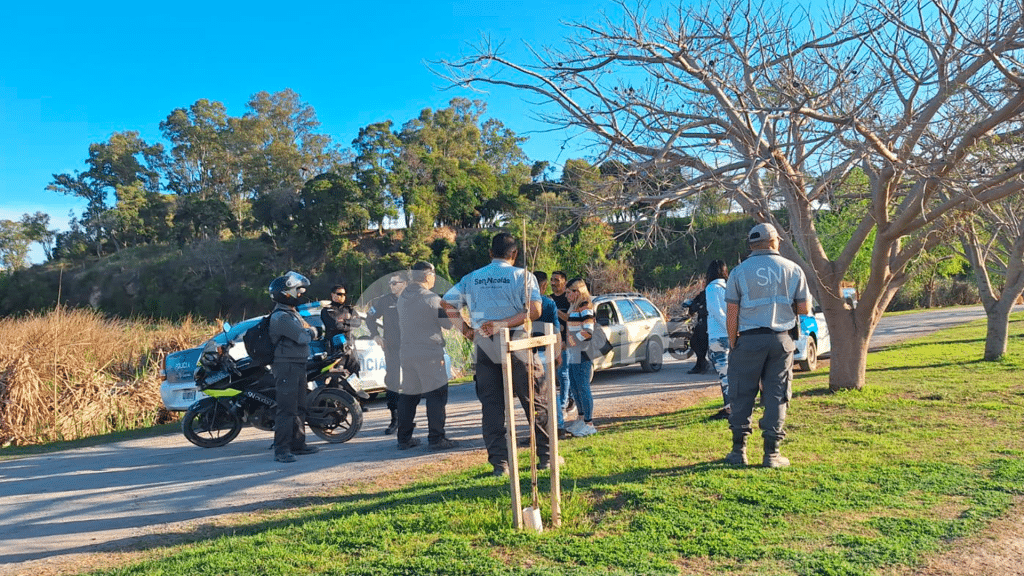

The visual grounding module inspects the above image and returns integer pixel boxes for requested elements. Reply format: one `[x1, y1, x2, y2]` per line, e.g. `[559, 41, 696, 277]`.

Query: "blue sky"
[0, 0, 617, 262]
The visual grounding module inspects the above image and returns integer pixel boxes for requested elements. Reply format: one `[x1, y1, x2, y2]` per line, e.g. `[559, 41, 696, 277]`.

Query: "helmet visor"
[283, 271, 310, 289]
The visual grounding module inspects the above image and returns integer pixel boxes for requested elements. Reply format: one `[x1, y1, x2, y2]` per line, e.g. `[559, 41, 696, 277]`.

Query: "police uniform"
[443, 259, 550, 471]
[725, 234, 811, 457]
[366, 291, 401, 419]
[269, 304, 317, 458]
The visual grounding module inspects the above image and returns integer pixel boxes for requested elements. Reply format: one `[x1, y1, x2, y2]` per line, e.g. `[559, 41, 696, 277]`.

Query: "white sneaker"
[573, 422, 598, 437]
[564, 419, 585, 435]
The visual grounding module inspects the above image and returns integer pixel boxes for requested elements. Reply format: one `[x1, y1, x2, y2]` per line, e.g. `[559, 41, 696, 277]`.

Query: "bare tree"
[959, 196, 1024, 360]
[439, 0, 1024, 390]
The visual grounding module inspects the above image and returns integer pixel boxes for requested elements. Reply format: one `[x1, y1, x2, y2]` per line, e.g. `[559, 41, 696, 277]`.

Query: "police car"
[159, 303, 387, 411]
[794, 300, 831, 371]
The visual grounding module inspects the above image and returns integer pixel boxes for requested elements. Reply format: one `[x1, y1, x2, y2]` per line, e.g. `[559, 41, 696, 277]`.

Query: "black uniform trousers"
[272, 360, 308, 455]
[396, 353, 450, 445]
[473, 336, 550, 468]
[383, 344, 401, 413]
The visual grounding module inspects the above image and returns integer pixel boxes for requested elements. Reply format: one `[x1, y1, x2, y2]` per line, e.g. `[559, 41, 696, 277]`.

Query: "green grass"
[92, 314, 1024, 576]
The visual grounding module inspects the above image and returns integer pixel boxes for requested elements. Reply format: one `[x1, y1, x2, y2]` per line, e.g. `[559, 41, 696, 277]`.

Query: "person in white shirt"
[704, 259, 731, 421]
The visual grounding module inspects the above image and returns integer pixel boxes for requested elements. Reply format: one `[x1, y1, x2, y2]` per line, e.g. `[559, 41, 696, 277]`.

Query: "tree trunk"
[823, 306, 871, 391]
[984, 297, 1016, 361]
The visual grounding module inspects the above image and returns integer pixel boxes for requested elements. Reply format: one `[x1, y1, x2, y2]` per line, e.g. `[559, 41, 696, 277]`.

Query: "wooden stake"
[500, 327, 523, 529]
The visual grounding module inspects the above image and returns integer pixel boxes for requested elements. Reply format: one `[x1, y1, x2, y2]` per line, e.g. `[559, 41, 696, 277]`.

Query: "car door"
[616, 298, 649, 364]
[594, 301, 625, 369]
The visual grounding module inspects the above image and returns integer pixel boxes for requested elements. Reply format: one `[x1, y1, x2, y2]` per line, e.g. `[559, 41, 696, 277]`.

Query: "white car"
[589, 293, 670, 373]
[159, 304, 387, 411]
[793, 301, 831, 371]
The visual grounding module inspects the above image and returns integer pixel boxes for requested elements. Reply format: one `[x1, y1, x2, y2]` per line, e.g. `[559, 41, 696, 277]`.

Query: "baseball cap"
[748, 223, 779, 243]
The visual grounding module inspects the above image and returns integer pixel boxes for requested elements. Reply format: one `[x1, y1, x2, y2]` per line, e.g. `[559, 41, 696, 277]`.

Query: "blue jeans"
[556, 348, 571, 428]
[568, 360, 594, 422]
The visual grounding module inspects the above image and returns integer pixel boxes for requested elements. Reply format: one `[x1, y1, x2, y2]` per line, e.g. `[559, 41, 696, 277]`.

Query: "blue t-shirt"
[533, 294, 561, 338]
[443, 259, 542, 329]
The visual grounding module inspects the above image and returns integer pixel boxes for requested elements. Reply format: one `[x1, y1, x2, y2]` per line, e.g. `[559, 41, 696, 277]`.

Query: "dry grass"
[643, 282, 703, 317]
[0, 307, 216, 446]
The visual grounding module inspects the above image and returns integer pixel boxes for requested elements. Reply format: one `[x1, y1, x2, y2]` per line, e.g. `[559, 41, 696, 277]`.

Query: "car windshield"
[215, 318, 261, 345]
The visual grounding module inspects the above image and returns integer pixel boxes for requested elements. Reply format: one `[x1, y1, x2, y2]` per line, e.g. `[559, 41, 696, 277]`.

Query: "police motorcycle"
[181, 326, 368, 448]
[666, 298, 698, 361]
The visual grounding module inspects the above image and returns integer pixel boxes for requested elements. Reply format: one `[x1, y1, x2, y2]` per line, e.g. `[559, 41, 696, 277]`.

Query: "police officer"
[443, 232, 551, 477]
[268, 271, 322, 463]
[321, 283, 361, 376]
[366, 272, 407, 435]
[724, 223, 811, 468]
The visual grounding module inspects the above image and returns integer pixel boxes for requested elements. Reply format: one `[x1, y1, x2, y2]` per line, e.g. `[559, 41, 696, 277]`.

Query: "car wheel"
[640, 338, 664, 372]
[798, 337, 818, 372]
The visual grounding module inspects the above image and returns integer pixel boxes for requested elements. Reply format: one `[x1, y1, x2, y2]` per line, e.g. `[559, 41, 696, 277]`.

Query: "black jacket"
[321, 303, 361, 343]
[366, 292, 401, 350]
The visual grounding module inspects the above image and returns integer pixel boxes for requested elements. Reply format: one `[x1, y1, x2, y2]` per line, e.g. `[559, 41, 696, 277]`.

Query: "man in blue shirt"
[443, 233, 551, 476]
[724, 223, 811, 468]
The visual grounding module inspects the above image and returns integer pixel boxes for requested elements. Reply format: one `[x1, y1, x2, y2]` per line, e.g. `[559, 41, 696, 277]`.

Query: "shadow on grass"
[104, 455, 741, 560]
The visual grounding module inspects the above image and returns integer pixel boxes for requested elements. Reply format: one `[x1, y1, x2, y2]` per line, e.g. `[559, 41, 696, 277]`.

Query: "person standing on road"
[395, 262, 458, 451]
[704, 259, 731, 420]
[564, 278, 597, 437]
[724, 223, 811, 468]
[687, 289, 711, 374]
[268, 271, 322, 463]
[549, 270, 575, 428]
[366, 272, 407, 435]
[443, 232, 552, 477]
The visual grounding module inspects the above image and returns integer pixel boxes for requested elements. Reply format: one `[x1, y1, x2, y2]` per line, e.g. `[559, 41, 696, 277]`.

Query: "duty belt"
[739, 327, 783, 336]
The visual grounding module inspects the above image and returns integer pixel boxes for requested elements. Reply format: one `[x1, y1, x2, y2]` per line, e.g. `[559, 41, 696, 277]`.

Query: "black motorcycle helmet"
[269, 271, 310, 305]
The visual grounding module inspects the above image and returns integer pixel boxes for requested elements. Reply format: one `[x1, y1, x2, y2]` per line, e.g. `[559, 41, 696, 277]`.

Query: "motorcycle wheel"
[182, 398, 242, 448]
[668, 331, 693, 360]
[308, 388, 363, 443]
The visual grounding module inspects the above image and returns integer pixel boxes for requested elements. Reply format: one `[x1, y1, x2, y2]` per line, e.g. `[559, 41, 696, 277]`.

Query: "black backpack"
[243, 310, 283, 367]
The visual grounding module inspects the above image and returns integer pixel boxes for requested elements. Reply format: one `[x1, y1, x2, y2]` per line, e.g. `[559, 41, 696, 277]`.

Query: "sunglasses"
[390, 280, 405, 285]
[333, 291, 346, 296]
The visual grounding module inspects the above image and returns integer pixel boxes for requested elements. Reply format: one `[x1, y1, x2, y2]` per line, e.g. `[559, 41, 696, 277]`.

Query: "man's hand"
[479, 320, 496, 337]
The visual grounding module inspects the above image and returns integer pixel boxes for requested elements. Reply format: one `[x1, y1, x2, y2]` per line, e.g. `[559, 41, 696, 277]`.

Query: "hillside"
[0, 218, 758, 322]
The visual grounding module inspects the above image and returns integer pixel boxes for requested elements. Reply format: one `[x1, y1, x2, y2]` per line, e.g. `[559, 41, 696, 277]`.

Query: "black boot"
[384, 409, 398, 435]
[724, 430, 748, 465]
[762, 437, 790, 468]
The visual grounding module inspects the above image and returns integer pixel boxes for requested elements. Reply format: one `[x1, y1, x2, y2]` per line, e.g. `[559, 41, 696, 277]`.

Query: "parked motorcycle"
[666, 299, 697, 361]
[181, 326, 365, 448]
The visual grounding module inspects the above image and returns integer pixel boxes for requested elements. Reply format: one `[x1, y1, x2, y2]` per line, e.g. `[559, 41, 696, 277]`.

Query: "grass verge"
[92, 314, 1024, 576]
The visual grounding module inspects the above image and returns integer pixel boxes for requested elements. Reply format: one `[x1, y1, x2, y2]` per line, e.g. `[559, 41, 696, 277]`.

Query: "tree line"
[0, 90, 663, 273]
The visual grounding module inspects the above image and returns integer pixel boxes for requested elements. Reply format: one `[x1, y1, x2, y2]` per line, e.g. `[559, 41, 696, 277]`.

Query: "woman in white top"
[704, 259, 731, 420]
[564, 278, 597, 437]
